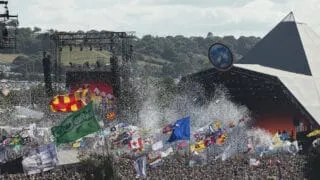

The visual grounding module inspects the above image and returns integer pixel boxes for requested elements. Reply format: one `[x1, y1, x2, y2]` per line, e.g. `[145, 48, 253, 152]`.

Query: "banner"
[49, 89, 88, 112]
[51, 102, 100, 145]
[0, 146, 8, 163]
[22, 144, 58, 175]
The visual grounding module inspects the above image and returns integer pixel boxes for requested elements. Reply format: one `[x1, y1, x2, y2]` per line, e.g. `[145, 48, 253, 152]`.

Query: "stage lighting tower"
[0, 1, 18, 49]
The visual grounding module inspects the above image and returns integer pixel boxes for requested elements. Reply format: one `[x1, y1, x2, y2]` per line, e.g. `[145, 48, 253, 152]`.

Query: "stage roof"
[234, 64, 320, 125]
[183, 12, 320, 126]
[235, 12, 320, 125]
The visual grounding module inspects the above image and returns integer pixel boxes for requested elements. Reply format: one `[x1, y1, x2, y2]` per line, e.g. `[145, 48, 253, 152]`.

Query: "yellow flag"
[190, 140, 206, 152]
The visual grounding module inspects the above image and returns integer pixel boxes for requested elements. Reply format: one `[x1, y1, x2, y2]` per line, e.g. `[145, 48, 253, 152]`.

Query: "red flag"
[129, 137, 143, 150]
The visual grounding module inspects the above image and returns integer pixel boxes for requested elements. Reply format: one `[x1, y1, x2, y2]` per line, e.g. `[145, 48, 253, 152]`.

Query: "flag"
[51, 102, 100, 145]
[1, 87, 9, 96]
[72, 139, 85, 148]
[221, 145, 232, 161]
[161, 147, 173, 158]
[177, 141, 188, 150]
[152, 141, 163, 151]
[168, 117, 190, 142]
[217, 134, 227, 145]
[49, 89, 88, 112]
[134, 155, 147, 178]
[271, 133, 283, 148]
[307, 129, 320, 137]
[190, 140, 206, 153]
[163, 124, 174, 134]
[287, 141, 299, 154]
[129, 137, 143, 150]
[0, 146, 8, 163]
[149, 157, 163, 168]
[249, 158, 261, 166]
[22, 144, 58, 175]
[204, 136, 215, 147]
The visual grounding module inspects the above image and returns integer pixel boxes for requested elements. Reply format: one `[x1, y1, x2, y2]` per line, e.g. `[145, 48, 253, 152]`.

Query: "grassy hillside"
[60, 47, 170, 69]
[0, 54, 21, 64]
[60, 47, 111, 65]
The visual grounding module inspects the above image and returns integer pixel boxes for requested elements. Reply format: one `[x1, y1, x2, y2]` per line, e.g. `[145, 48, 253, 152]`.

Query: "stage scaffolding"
[49, 31, 135, 83]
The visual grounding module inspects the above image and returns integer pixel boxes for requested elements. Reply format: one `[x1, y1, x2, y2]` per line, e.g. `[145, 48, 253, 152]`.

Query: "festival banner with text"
[51, 102, 100, 145]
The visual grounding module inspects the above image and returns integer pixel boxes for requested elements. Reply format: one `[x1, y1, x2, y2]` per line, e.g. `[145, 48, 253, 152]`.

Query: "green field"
[0, 48, 170, 70]
[0, 54, 21, 64]
[60, 47, 111, 65]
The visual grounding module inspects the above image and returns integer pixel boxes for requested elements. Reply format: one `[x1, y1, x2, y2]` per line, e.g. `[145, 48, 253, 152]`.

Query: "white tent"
[236, 12, 320, 125]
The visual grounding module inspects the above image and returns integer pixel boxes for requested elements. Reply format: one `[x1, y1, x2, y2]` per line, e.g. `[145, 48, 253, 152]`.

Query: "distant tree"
[32, 27, 42, 33]
[207, 32, 214, 38]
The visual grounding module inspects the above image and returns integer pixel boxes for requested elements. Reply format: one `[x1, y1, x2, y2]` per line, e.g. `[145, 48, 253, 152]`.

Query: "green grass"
[0, 54, 21, 64]
[61, 47, 168, 69]
[60, 47, 111, 65]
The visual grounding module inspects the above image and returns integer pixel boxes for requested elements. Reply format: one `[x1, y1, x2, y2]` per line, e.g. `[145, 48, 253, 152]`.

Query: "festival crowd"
[115, 152, 306, 180]
[0, 152, 307, 180]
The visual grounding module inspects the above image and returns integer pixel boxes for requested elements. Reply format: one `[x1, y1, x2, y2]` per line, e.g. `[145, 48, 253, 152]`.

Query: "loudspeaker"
[42, 52, 53, 97]
[110, 56, 120, 98]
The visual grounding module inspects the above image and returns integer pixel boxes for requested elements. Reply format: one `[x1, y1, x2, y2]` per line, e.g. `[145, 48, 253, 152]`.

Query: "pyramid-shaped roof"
[236, 12, 320, 125]
[239, 12, 312, 75]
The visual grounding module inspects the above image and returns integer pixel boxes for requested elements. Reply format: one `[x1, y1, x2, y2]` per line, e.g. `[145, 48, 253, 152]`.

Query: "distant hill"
[0, 27, 261, 78]
[60, 47, 111, 65]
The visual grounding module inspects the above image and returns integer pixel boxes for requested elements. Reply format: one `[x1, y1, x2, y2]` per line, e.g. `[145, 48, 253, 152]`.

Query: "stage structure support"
[0, 0, 19, 49]
[48, 31, 135, 120]
[42, 51, 53, 97]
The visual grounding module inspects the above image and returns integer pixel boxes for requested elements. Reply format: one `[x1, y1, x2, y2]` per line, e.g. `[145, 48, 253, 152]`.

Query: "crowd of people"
[0, 164, 87, 180]
[115, 152, 306, 180]
[0, 148, 314, 180]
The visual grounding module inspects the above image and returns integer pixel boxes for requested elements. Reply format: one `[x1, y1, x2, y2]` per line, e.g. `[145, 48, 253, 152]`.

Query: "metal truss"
[49, 31, 135, 82]
[0, 0, 18, 49]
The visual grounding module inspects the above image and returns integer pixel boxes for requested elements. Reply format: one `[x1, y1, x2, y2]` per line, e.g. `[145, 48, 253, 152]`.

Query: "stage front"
[180, 66, 318, 139]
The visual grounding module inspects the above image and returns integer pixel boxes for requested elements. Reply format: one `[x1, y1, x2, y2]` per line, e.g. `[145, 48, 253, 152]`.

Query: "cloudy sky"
[7, 0, 320, 37]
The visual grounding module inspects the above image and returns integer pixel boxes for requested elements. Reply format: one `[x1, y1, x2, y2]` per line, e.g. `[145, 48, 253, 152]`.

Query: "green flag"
[51, 101, 100, 145]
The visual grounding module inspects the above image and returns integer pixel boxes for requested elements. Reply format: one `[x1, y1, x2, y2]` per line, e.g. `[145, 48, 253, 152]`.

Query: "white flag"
[249, 158, 260, 166]
[1, 87, 9, 97]
[152, 141, 163, 151]
[161, 147, 173, 158]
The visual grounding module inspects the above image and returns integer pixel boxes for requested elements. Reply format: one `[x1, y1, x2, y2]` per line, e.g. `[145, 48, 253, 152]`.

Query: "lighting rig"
[49, 31, 135, 82]
[0, 1, 18, 49]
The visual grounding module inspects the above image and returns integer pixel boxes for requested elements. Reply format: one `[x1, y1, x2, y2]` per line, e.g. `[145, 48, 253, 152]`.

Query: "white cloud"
[7, 0, 320, 37]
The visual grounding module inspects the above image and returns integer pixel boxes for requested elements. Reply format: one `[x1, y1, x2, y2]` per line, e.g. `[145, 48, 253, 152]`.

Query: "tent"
[237, 12, 320, 126]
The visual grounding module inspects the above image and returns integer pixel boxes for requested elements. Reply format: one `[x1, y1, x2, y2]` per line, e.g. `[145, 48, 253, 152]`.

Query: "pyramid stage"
[181, 12, 320, 142]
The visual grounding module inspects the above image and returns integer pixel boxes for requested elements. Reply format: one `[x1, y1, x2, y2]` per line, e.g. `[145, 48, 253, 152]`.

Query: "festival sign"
[208, 43, 234, 71]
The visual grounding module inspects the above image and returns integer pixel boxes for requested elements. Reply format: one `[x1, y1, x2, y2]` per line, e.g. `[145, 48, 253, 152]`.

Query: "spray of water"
[247, 128, 273, 148]
[138, 85, 161, 130]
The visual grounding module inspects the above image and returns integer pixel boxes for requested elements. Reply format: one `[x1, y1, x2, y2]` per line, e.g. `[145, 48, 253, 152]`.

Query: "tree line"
[1, 27, 261, 79]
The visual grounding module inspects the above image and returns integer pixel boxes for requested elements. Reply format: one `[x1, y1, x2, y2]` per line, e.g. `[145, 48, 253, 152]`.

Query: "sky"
[7, 0, 320, 38]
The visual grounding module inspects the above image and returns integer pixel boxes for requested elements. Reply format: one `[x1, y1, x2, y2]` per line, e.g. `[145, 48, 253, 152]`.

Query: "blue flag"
[168, 117, 190, 142]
